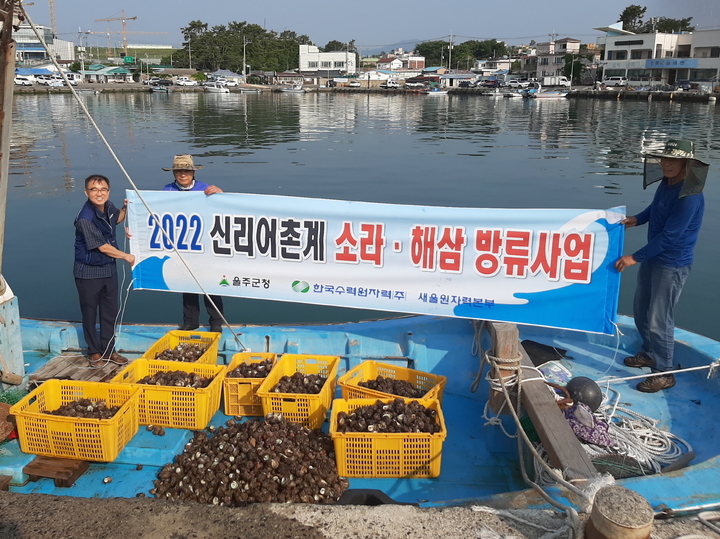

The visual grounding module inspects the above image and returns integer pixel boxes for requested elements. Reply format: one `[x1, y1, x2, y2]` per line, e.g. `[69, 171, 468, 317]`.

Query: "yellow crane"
[95, 10, 137, 57]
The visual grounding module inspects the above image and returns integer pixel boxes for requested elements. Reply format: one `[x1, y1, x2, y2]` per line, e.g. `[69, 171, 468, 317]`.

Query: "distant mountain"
[360, 39, 423, 56]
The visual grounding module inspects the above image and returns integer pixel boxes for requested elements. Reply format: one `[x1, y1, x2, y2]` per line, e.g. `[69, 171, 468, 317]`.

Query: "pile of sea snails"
[155, 342, 207, 362]
[271, 372, 326, 394]
[358, 376, 426, 398]
[227, 358, 274, 379]
[335, 398, 442, 434]
[137, 370, 212, 389]
[150, 414, 349, 505]
[47, 398, 120, 419]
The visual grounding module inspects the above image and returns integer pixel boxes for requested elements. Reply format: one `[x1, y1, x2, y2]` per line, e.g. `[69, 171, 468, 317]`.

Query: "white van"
[603, 76, 628, 87]
[65, 73, 82, 85]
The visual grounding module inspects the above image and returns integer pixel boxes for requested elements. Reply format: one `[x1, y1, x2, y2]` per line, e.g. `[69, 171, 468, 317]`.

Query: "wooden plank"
[486, 322, 596, 482]
[518, 345, 597, 481]
[24, 456, 89, 488]
[0, 475, 11, 491]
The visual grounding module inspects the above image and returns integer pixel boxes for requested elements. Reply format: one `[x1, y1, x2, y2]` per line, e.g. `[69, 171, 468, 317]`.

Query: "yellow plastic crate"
[329, 398, 446, 478]
[110, 359, 226, 429]
[10, 380, 140, 462]
[142, 330, 220, 365]
[338, 360, 447, 403]
[223, 352, 278, 416]
[256, 354, 340, 429]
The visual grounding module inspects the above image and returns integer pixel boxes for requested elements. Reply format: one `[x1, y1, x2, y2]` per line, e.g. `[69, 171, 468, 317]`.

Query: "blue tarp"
[15, 67, 52, 75]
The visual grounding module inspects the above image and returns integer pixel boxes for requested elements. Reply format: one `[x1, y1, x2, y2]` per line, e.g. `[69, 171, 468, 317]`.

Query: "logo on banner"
[219, 275, 230, 287]
[292, 280, 310, 293]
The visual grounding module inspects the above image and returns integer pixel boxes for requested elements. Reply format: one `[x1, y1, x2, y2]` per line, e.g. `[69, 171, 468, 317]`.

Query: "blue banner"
[127, 191, 625, 334]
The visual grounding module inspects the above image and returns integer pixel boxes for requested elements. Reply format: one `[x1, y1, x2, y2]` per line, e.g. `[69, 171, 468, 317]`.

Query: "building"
[298, 44, 356, 75]
[377, 57, 403, 70]
[14, 24, 74, 65]
[384, 48, 425, 70]
[595, 22, 720, 87]
[472, 58, 512, 77]
[535, 37, 580, 79]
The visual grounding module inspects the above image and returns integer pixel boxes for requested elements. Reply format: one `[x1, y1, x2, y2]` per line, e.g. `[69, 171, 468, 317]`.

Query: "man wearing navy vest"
[615, 140, 709, 393]
[162, 154, 225, 333]
[74, 174, 135, 367]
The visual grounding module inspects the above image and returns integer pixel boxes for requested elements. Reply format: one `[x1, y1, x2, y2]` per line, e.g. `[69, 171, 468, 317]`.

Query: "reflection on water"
[7, 92, 720, 339]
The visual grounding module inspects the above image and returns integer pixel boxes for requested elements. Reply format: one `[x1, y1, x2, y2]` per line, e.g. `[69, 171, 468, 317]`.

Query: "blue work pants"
[633, 260, 690, 372]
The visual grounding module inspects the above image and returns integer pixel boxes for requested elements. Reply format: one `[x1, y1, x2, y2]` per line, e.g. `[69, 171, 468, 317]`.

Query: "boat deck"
[2, 316, 719, 511]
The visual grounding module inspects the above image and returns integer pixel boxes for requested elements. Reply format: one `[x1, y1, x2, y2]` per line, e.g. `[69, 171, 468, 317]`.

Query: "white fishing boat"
[423, 87, 449, 96]
[523, 83, 569, 99]
[239, 86, 262, 94]
[280, 83, 306, 94]
[204, 82, 230, 94]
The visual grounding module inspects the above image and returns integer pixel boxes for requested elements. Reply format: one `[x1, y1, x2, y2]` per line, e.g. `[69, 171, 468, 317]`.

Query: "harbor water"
[6, 91, 720, 340]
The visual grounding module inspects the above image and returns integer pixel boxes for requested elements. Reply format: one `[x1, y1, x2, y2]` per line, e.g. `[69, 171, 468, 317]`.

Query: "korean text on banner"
[127, 191, 625, 335]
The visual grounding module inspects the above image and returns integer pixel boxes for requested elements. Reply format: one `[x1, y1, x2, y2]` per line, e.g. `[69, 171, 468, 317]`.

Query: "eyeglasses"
[86, 188, 109, 193]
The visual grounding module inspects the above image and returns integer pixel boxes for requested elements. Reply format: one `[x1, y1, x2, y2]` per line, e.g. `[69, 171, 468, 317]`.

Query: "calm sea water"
[6, 91, 720, 339]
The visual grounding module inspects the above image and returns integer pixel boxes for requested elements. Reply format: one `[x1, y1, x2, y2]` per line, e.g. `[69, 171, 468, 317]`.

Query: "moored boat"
[204, 82, 230, 94]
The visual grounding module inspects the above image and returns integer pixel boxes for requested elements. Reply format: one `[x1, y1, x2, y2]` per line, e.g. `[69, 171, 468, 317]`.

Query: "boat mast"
[0, 0, 18, 282]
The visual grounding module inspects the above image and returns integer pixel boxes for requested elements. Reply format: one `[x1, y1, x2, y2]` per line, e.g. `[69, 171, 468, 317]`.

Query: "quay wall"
[13, 85, 719, 103]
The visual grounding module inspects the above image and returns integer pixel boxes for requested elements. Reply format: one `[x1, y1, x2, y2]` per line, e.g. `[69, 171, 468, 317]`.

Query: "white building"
[14, 24, 75, 65]
[299, 44, 356, 75]
[595, 22, 720, 87]
[535, 37, 580, 79]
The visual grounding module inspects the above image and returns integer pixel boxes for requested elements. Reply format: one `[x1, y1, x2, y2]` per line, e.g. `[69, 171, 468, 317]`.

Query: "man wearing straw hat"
[615, 140, 710, 392]
[163, 154, 225, 333]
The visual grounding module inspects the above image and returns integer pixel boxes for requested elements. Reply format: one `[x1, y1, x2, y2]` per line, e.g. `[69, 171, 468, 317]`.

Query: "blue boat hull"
[2, 314, 719, 513]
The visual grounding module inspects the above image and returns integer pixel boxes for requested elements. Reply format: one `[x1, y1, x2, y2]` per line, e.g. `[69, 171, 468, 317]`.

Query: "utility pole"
[188, 36, 192, 70]
[242, 36, 251, 78]
[448, 30, 453, 71]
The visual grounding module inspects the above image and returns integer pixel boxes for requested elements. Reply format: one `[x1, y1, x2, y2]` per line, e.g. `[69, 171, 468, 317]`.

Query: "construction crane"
[47, 0, 56, 35]
[95, 10, 137, 57]
[85, 28, 167, 60]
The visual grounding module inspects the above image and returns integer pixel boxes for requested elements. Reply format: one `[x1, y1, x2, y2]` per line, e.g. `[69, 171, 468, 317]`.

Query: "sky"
[23, 0, 720, 52]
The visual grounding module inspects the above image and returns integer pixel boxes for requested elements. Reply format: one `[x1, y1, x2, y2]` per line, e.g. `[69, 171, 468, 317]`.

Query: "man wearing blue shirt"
[163, 155, 225, 333]
[615, 140, 709, 392]
[74, 174, 135, 367]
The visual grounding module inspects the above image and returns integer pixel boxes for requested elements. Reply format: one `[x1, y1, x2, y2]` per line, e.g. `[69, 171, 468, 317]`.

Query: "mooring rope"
[20, 5, 246, 350]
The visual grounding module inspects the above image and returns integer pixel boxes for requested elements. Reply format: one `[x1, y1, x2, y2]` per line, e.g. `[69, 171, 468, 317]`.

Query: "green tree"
[323, 40, 346, 52]
[618, 5, 647, 32]
[645, 17, 694, 33]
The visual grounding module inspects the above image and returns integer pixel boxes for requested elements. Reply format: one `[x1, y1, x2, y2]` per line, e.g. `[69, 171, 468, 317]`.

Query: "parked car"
[674, 79, 695, 91]
[348, 80, 361, 88]
[143, 77, 160, 85]
[458, 81, 475, 88]
[507, 79, 529, 89]
[480, 80, 501, 88]
[403, 81, 425, 89]
[603, 76, 628, 87]
[224, 80, 238, 87]
[35, 75, 52, 85]
[14, 75, 33, 86]
[380, 80, 400, 89]
[176, 77, 198, 86]
[151, 80, 173, 87]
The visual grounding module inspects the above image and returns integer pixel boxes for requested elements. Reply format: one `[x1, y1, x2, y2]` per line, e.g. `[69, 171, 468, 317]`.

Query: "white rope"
[598, 361, 720, 384]
[20, 5, 247, 351]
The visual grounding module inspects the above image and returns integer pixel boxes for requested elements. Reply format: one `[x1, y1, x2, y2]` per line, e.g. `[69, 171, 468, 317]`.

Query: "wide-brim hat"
[643, 139, 710, 198]
[642, 139, 709, 166]
[162, 154, 204, 171]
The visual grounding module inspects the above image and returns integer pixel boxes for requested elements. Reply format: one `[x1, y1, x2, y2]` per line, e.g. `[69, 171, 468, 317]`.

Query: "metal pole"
[0, 2, 17, 278]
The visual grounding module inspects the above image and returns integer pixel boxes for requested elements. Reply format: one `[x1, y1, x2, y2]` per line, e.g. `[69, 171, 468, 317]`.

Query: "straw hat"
[162, 154, 204, 171]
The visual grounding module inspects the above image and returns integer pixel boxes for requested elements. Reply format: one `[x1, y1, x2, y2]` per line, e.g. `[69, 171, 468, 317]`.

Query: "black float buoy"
[566, 376, 603, 412]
